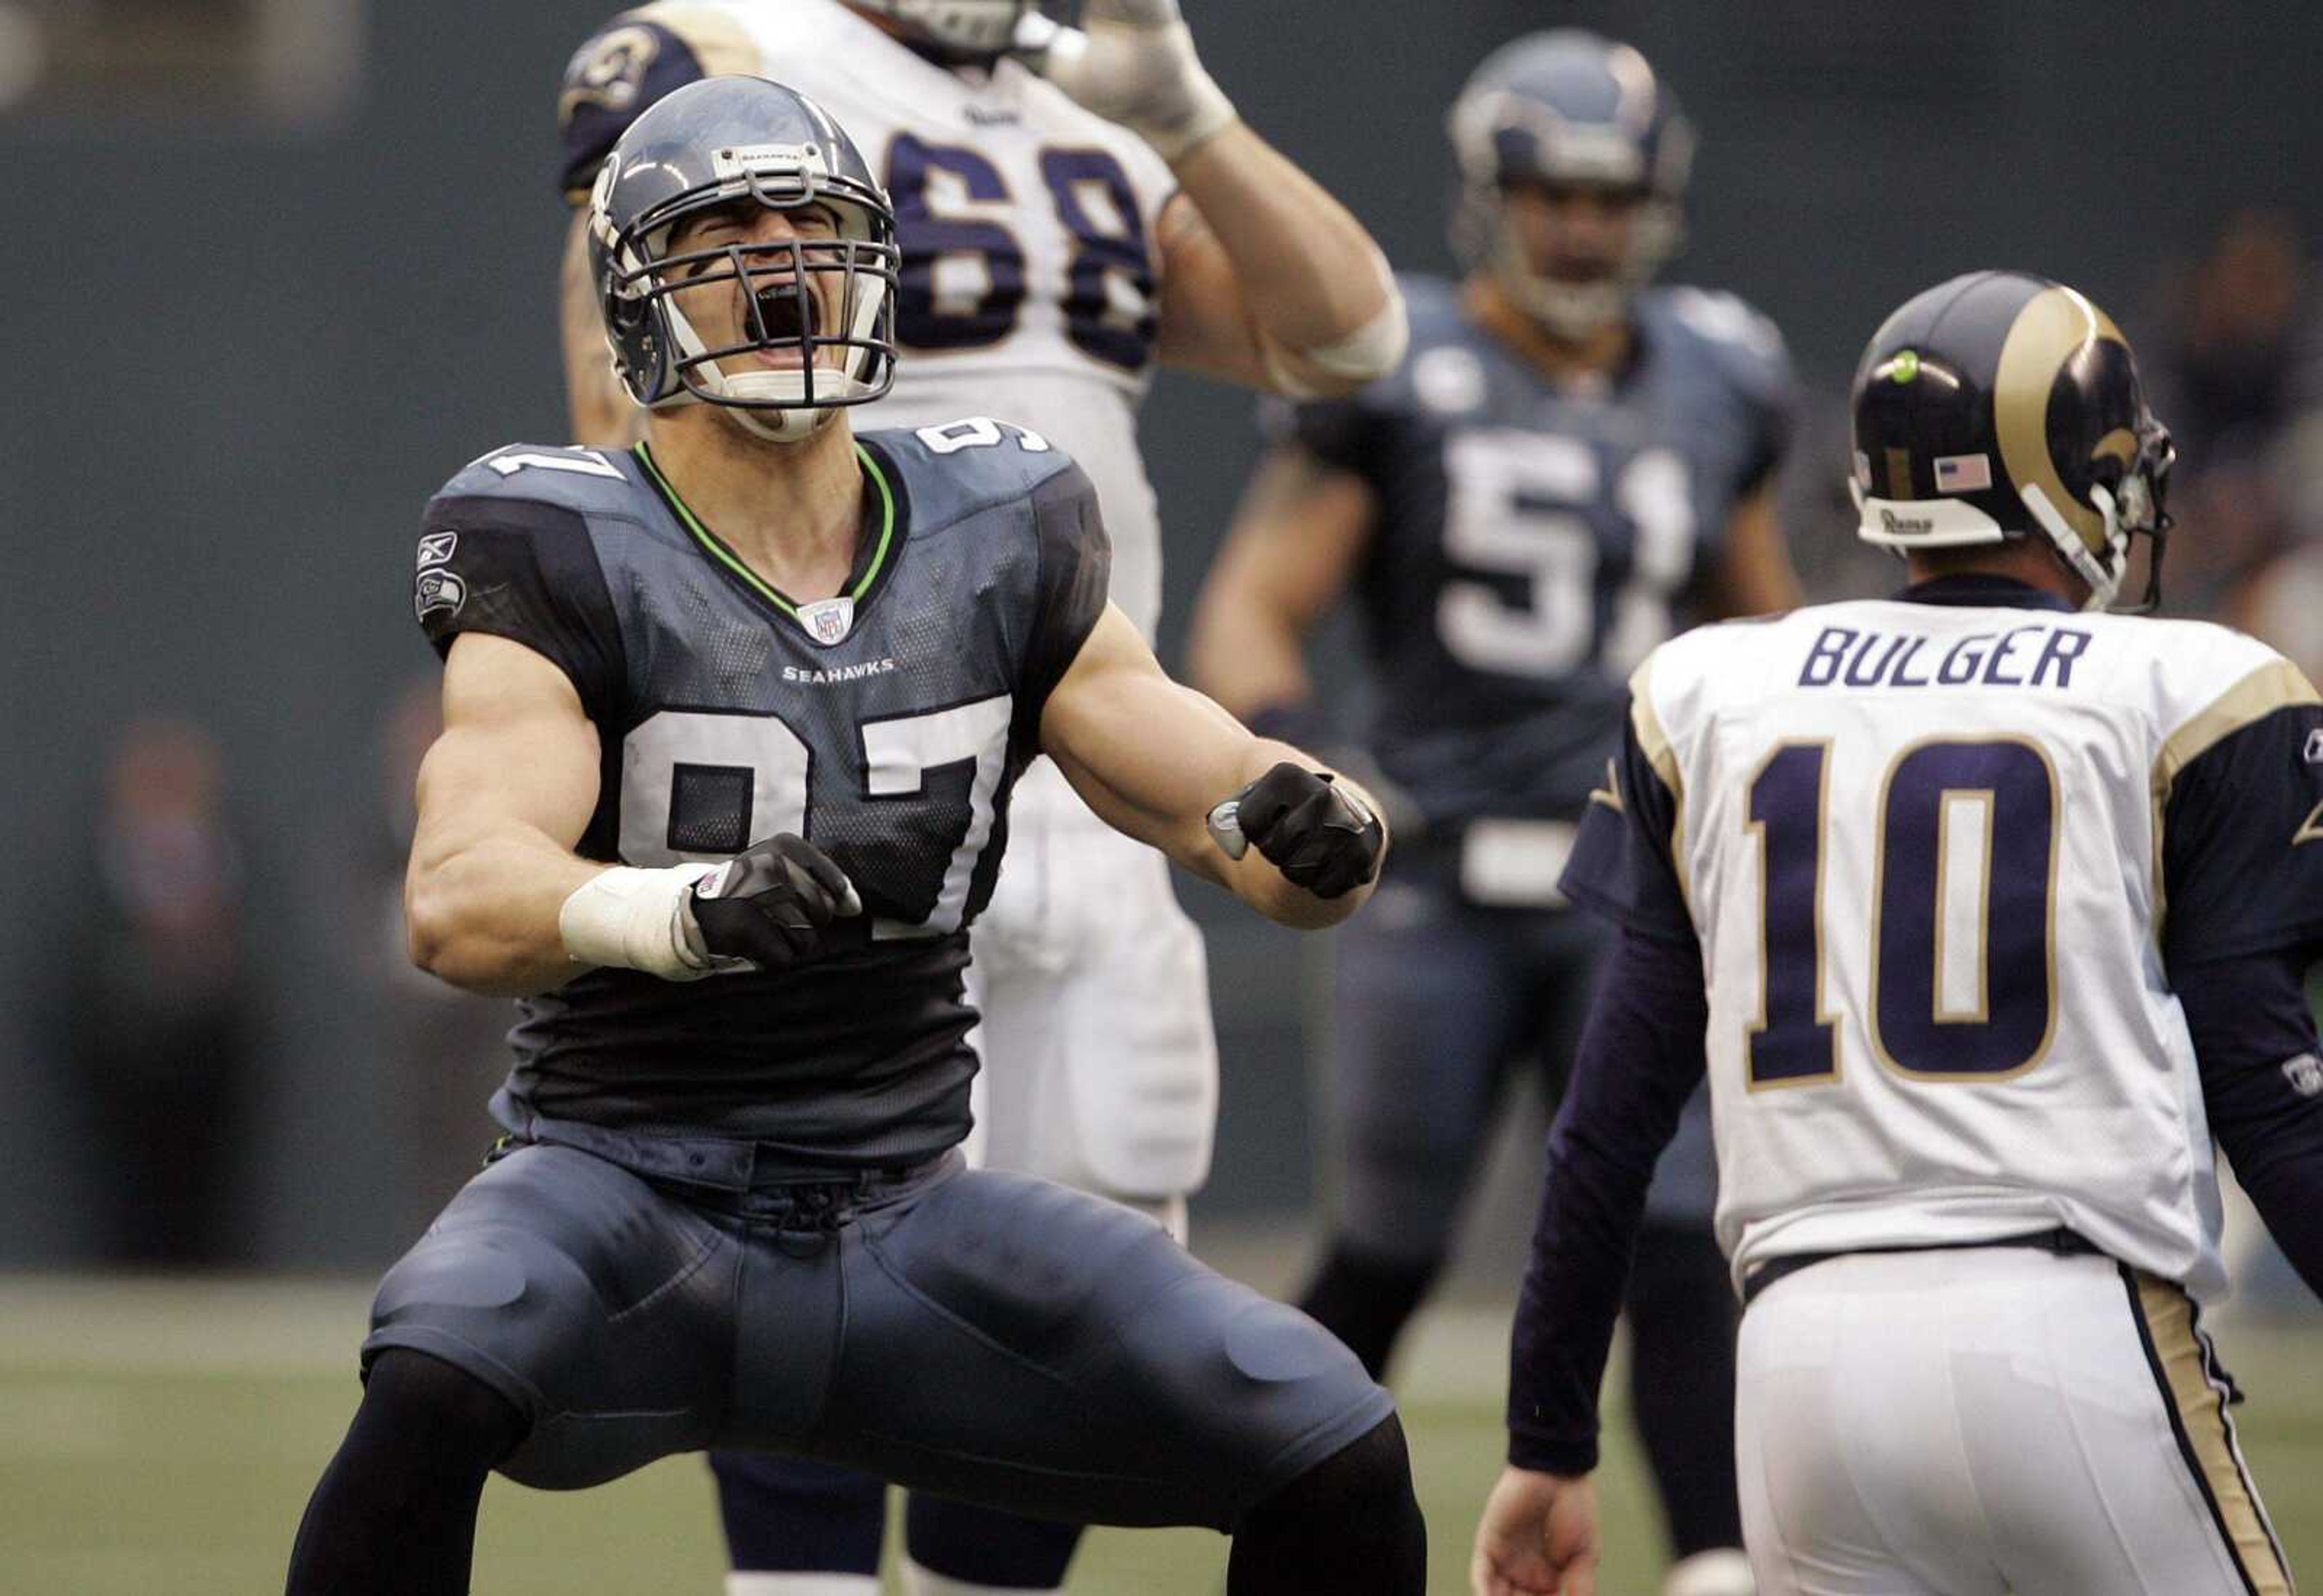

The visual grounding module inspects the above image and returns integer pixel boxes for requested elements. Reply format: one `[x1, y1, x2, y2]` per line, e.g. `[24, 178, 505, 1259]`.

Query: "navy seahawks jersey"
[411, 420, 1108, 1169]
[1285, 275, 1792, 831]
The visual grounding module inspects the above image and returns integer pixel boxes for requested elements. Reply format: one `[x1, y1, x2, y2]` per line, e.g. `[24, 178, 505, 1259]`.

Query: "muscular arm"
[1041, 603, 1381, 928]
[562, 209, 646, 450]
[1153, 130, 1403, 396]
[1703, 485, 1802, 620]
[1186, 443, 1376, 719]
[404, 633, 608, 996]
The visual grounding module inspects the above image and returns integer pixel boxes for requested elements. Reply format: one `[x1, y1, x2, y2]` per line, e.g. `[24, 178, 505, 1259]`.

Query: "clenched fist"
[1208, 763, 1384, 900]
[687, 834, 864, 973]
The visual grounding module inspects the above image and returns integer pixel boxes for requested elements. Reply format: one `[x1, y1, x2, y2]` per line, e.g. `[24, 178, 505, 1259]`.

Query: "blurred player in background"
[554, 6, 1406, 1589]
[1192, 31, 1796, 1595]
[1477, 269, 2321, 1595]
[289, 77, 1420, 1596]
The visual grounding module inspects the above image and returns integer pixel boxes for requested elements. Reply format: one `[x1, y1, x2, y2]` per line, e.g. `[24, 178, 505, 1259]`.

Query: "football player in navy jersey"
[1191, 31, 1801, 1596]
[284, 78, 1423, 1596]
[552, 10, 1408, 1589]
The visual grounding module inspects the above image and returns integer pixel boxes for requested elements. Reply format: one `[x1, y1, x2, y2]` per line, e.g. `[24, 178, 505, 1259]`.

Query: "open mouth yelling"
[748, 280, 822, 368]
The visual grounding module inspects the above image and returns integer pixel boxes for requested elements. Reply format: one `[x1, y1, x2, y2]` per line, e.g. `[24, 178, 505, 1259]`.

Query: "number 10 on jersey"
[1745, 737, 2060, 1088]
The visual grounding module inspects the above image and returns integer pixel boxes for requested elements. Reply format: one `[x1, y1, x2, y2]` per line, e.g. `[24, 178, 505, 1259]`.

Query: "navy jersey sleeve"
[2161, 698, 2323, 968]
[1016, 460, 1114, 731]
[413, 495, 627, 721]
[1506, 926, 1711, 1473]
[1557, 705, 1695, 943]
[2175, 950, 2323, 1300]
[557, 11, 736, 203]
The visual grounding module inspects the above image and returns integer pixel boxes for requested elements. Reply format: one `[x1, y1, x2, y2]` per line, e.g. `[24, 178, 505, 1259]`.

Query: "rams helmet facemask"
[1447, 29, 1691, 342]
[589, 76, 900, 444]
[845, 0, 1043, 62]
[1850, 270, 2175, 613]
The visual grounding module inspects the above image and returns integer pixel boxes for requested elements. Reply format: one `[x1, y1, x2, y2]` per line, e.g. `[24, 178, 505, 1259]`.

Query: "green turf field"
[1, 1274, 2315, 1594]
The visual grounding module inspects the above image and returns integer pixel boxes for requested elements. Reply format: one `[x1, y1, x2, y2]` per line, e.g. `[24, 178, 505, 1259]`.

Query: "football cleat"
[1850, 270, 2175, 612]
[586, 76, 900, 443]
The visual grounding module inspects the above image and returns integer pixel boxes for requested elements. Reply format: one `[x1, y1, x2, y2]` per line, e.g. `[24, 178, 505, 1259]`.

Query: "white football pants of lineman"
[1737, 1247, 2293, 1595]
[961, 759, 1218, 1241]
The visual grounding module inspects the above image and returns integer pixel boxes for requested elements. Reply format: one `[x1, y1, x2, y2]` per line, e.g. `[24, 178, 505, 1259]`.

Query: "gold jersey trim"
[1628, 653, 1693, 918]
[2125, 1268, 2293, 1595]
[2149, 656, 2322, 944]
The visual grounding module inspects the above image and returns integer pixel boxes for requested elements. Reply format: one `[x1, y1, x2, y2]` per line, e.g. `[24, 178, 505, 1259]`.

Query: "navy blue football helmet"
[586, 76, 900, 442]
[1851, 270, 2175, 612]
[1448, 30, 1693, 339]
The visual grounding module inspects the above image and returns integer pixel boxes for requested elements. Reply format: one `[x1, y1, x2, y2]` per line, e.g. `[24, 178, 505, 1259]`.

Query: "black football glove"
[1207, 763, 1384, 900]
[687, 834, 863, 973]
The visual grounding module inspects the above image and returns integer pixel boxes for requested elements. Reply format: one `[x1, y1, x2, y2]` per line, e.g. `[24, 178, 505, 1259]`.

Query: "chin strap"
[2021, 482, 2125, 611]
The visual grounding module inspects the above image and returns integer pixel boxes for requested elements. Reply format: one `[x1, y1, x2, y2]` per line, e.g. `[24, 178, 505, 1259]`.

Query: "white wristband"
[1257, 267, 1411, 399]
[558, 864, 720, 983]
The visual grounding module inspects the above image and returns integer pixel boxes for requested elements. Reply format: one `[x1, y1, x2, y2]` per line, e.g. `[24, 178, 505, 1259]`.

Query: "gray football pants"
[362, 1145, 1392, 1529]
[1328, 888, 1719, 1263]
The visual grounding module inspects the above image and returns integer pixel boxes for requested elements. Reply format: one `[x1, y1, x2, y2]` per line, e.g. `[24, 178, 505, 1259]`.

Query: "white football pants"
[961, 759, 1218, 1230]
[1737, 1246, 2292, 1595]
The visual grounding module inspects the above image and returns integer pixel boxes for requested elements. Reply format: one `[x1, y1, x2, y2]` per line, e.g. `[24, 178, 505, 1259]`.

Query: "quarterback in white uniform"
[552, 4, 1407, 1594]
[1474, 272, 2323, 1596]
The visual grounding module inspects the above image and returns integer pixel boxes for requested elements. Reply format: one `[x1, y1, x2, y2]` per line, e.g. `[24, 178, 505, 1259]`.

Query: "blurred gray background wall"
[5, 1, 2321, 1267]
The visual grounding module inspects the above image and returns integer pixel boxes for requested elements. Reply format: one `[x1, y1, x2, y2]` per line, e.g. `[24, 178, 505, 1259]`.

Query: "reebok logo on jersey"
[2304, 728, 2323, 765]
[2284, 1053, 2323, 1099]
[782, 659, 898, 685]
[416, 531, 458, 569]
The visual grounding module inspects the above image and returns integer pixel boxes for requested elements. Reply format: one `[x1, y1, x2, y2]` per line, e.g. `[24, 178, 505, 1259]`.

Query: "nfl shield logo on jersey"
[800, 597, 855, 646]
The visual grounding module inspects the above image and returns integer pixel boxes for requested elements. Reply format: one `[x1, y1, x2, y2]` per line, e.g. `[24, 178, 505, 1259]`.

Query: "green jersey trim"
[633, 440, 897, 624]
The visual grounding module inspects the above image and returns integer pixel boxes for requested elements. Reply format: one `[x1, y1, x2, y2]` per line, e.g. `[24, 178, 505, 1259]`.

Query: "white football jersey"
[1615, 593, 2321, 1300]
[562, 0, 1178, 635]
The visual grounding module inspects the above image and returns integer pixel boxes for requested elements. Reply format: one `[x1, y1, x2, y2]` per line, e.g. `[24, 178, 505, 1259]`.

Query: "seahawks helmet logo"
[414, 568, 467, 621]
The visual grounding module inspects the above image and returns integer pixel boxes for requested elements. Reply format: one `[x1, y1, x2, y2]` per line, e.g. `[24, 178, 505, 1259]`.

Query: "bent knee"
[360, 1348, 529, 1461]
[1269, 1413, 1415, 1510]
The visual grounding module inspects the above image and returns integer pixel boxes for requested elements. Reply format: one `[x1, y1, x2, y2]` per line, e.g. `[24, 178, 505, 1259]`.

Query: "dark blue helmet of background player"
[1448, 30, 1692, 341]
[1850, 270, 2176, 612]
[848, 1, 1044, 61]
[586, 76, 900, 443]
